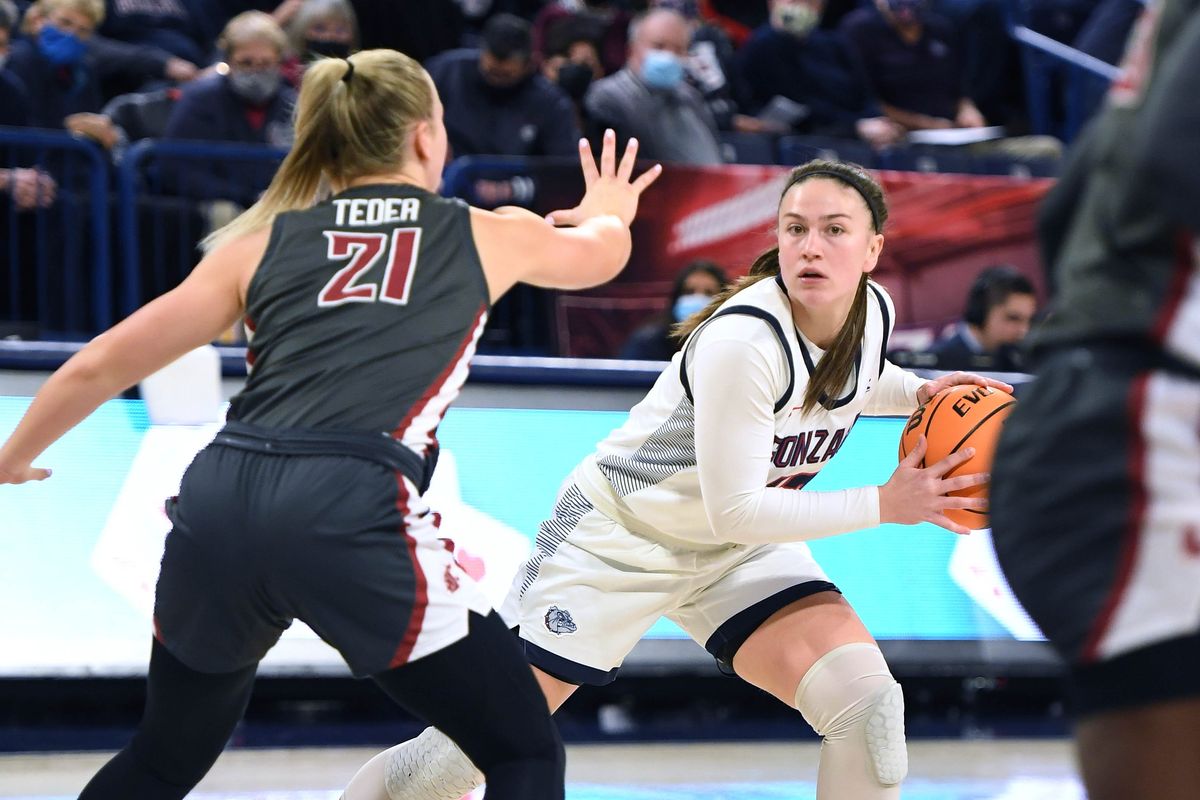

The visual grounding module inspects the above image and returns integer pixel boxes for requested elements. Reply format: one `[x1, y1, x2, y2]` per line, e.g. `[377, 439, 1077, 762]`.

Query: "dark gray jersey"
[228, 184, 490, 455]
[1032, 0, 1200, 370]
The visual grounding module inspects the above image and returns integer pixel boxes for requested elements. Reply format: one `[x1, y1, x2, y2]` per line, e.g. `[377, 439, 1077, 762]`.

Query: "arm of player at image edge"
[469, 129, 662, 300]
[0, 229, 263, 487]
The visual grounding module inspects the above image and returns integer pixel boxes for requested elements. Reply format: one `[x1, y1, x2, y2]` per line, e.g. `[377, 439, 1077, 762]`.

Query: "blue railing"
[116, 139, 288, 318]
[1, 132, 1057, 344]
[0, 127, 112, 334]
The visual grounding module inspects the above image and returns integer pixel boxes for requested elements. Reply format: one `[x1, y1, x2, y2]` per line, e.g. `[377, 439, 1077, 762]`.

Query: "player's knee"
[794, 643, 908, 786]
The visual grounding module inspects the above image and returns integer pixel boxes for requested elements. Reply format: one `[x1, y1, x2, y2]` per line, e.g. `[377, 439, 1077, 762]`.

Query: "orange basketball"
[898, 384, 1016, 529]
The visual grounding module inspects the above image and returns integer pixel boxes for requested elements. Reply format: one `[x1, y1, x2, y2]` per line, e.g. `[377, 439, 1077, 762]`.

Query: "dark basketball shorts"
[991, 345, 1200, 716]
[153, 423, 490, 677]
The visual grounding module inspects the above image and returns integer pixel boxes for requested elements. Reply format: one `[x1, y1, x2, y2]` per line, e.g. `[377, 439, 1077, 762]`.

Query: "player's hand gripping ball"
[899, 385, 1016, 529]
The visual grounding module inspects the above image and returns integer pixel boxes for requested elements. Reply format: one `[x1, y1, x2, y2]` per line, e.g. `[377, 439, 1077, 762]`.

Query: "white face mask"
[772, 3, 820, 37]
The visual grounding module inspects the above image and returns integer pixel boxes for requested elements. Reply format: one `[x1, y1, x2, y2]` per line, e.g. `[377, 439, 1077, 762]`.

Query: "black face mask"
[556, 61, 593, 101]
[306, 38, 352, 60]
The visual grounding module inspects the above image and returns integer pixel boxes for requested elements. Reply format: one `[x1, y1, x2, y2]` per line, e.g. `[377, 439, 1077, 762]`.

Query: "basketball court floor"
[0, 740, 1084, 799]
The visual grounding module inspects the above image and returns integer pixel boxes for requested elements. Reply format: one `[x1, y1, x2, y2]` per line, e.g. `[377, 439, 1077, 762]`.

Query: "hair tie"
[342, 60, 354, 83]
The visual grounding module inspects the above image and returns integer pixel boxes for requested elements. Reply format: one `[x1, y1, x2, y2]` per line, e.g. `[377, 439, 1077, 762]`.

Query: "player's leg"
[676, 544, 904, 800]
[734, 593, 904, 800]
[344, 486, 676, 800]
[78, 638, 258, 799]
[344, 650, 580, 800]
[1075, 695, 1200, 800]
[369, 610, 567, 800]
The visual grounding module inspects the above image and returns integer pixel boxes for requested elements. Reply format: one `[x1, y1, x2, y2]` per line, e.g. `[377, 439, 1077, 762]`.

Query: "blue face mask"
[673, 293, 711, 322]
[641, 49, 684, 90]
[39, 25, 87, 66]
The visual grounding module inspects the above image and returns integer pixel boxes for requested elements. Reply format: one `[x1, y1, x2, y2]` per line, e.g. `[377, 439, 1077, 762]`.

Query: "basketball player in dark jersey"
[991, 2, 1200, 798]
[0, 49, 660, 800]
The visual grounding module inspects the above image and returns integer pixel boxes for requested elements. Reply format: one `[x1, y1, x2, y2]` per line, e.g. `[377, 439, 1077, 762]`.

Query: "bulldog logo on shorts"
[544, 606, 577, 635]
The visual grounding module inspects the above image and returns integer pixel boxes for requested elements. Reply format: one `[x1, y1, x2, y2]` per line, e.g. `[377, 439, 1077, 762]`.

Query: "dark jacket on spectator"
[425, 48, 580, 158]
[90, 34, 178, 99]
[839, 8, 964, 121]
[161, 73, 295, 205]
[6, 39, 103, 129]
[0, 69, 31, 127]
[100, 0, 208, 65]
[735, 24, 879, 138]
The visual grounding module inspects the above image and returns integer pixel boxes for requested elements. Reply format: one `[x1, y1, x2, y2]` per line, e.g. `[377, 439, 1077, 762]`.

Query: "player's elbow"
[705, 496, 762, 545]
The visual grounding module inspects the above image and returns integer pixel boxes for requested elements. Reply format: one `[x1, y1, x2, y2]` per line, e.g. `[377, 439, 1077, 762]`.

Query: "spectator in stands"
[620, 260, 729, 361]
[534, 0, 632, 76]
[585, 8, 724, 165]
[650, 0, 774, 135]
[161, 11, 296, 205]
[0, 0, 56, 212]
[925, 265, 1037, 372]
[539, 15, 604, 129]
[98, 0, 208, 70]
[281, 0, 357, 88]
[6, 0, 105, 130]
[91, 85, 182, 157]
[426, 13, 580, 158]
[736, 0, 906, 148]
[841, 0, 1061, 158]
[0, 0, 32, 127]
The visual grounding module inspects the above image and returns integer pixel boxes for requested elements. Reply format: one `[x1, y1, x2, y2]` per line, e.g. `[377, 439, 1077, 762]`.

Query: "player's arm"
[470, 129, 661, 301]
[1134, 13, 1200, 232]
[0, 229, 267, 484]
[692, 318, 881, 544]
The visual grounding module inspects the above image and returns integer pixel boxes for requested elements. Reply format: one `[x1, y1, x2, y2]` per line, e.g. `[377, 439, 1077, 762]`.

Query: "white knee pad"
[383, 728, 483, 800]
[794, 643, 908, 787]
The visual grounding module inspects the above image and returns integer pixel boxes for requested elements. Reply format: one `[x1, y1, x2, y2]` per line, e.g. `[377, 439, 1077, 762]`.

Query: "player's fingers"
[939, 472, 989, 493]
[617, 137, 639, 181]
[578, 138, 599, 186]
[600, 128, 617, 177]
[631, 162, 664, 194]
[899, 434, 927, 467]
[29, 468, 51, 482]
[938, 495, 987, 510]
[929, 513, 972, 536]
[544, 206, 582, 227]
[928, 446, 975, 477]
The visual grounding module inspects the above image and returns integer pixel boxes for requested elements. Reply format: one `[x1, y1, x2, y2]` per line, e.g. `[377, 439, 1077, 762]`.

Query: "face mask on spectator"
[886, 0, 928, 24]
[39, 25, 87, 66]
[640, 49, 684, 90]
[557, 61, 593, 100]
[771, 3, 820, 37]
[305, 38, 351, 60]
[229, 69, 281, 105]
[673, 293, 711, 322]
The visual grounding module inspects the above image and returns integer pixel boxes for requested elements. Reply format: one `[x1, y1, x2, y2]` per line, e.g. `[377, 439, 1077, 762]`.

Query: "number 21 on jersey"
[317, 228, 420, 307]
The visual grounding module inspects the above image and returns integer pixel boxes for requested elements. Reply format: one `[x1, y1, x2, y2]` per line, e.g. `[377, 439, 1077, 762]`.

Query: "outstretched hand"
[916, 371, 1013, 406]
[0, 463, 52, 485]
[878, 435, 987, 535]
[546, 129, 663, 228]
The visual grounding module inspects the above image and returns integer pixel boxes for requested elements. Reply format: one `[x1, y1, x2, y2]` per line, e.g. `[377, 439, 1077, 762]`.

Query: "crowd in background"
[0, 0, 1138, 359]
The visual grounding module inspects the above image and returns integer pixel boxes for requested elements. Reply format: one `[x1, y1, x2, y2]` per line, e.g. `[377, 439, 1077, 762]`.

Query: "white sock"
[342, 727, 484, 800]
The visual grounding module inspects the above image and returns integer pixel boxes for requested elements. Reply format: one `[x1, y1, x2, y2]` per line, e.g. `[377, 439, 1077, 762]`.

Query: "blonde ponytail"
[203, 50, 433, 253]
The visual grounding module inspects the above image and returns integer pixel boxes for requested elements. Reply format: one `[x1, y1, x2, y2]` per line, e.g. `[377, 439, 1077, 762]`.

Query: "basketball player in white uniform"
[342, 160, 1011, 800]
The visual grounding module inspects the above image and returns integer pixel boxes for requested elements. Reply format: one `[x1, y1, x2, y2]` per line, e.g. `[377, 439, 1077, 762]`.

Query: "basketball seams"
[947, 399, 1017, 457]
[918, 390, 955, 467]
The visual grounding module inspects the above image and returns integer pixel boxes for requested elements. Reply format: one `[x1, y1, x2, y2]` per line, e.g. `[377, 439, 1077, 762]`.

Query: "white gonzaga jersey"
[573, 276, 924, 548]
